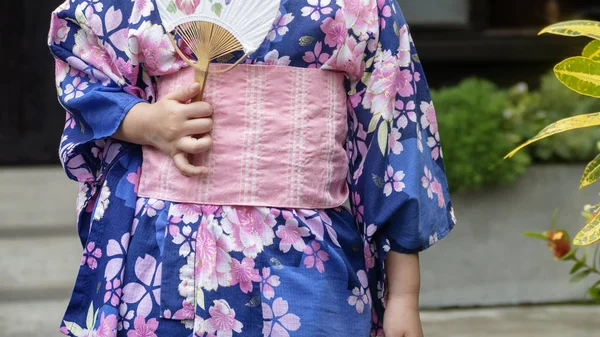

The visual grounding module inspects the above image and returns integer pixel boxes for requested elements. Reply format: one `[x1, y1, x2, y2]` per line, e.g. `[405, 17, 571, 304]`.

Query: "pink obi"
[137, 64, 350, 209]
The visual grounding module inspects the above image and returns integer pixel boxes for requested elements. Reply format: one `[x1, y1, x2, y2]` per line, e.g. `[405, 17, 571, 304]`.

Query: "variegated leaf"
[539, 20, 600, 40]
[583, 40, 600, 61]
[505, 113, 600, 158]
[573, 211, 600, 246]
[367, 113, 381, 133]
[580, 152, 600, 188]
[377, 122, 389, 155]
[554, 57, 600, 98]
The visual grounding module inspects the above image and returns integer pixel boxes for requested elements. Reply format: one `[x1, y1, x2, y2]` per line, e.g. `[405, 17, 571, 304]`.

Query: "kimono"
[48, 0, 456, 336]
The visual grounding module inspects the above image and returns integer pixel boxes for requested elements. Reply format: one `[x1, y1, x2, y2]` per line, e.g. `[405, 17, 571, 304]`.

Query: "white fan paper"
[156, 0, 281, 55]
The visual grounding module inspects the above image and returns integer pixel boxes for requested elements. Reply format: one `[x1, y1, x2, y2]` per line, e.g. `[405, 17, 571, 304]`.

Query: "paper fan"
[157, 0, 281, 101]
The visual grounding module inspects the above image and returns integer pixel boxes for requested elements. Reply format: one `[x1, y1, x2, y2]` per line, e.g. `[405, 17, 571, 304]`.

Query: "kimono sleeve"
[347, 2, 456, 256]
[48, 4, 145, 183]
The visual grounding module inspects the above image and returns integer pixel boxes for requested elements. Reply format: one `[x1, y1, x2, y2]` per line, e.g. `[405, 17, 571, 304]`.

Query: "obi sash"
[137, 64, 349, 209]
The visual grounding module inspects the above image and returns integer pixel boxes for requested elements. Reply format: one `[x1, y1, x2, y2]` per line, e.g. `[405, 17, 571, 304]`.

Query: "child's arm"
[113, 83, 214, 176]
[384, 252, 424, 337]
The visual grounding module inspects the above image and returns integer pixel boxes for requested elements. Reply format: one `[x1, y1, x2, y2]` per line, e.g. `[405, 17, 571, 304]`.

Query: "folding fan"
[156, 0, 281, 101]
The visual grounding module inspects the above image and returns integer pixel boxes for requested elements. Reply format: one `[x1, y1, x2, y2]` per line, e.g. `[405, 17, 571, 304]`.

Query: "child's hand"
[383, 294, 424, 337]
[120, 83, 214, 176]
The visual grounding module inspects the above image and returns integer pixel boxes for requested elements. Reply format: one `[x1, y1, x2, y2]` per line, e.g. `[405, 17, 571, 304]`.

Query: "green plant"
[432, 78, 531, 193]
[507, 20, 600, 246]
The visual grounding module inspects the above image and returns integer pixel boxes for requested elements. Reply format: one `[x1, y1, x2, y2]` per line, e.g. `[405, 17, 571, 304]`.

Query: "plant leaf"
[523, 232, 548, 241]
[570, 261, 585, 274]
[539, 20, 600, 40]
[372, 174, 385, 188]
[86, 303, 94, 330]
[554, 57, 600, 98]
[580, 153, 600, 188]
[211, 3, 223, 16]
[505, 112, 600, 158]
[570, 269, 592, 283]
[560, 248, 577, 261]
[574, 211, 600, 246]
[583, 40, 600, 61]
[245, 296, 261, 307]
[167, 1, 177, 13]
[63, 321, 84, 336]
[298, 36, 315, 47]
[378, 122, 389, 156]
[368, 113, 381, 133]
[588, 286, 600, 301]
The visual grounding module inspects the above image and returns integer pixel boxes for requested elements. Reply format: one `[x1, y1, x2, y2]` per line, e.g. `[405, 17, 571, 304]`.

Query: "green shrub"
[432, 78, 531, 193]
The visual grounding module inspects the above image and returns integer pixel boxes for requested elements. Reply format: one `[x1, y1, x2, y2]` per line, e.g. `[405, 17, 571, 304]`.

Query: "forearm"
[385, 251, 421, 303]
[112, 102, 152, 146]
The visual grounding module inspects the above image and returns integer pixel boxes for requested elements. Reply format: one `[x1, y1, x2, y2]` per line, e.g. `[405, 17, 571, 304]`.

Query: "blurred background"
[2, 0, 600, 336]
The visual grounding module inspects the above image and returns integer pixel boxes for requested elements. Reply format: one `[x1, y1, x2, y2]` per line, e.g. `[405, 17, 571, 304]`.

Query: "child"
[48, 0, 455, 336]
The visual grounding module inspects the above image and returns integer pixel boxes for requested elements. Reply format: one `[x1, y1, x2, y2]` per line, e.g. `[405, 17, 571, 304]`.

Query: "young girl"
[49, 0, 455, 336]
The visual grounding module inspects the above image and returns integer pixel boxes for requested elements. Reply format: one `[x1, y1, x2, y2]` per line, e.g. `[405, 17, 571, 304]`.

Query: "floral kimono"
[48, 0, 456, 336]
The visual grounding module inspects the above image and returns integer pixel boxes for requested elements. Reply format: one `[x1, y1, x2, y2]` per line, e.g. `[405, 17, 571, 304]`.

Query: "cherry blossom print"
[104, 279, 122, 306]
[430, 179, 446, 208]
[64, 77, 89, 102]
[171, 299, 195, 320]
[388, 127, 403, 155]
[396, 69, 415, 98]
[362, 50, 399, 120]
[269, 208, 295, 220]
[301, 0, 333, 21]
[259, 50, 291, 66]
[127, 316, 159, 337]
[221, 206, 276, 258]
[171, 203, 203, 224]
[276, 218, 310, 253]
[427, 132, 441, 160]
[260, 267, 281, 300]
[130, 22, 178, 74]
[321, 9, 346, 48]
[421, 166, 434, 199]
[122, 255, 162, 318]
[126, 167, 141, 194]
[130, 0, 155, 25]
[195, 216, 234, 291]
[351, 192, 364, 223]
[95, 312, 118, 337]
[341, 0, 378, 37]
[394, 99, 416, 129]
[377, 0, 392, 29]
[420, 101, 438, 135]
[347, 270, 370, 313]
[323, 36, 366, 80]
[171, 224, 196, 257]
[397, 24, 412, 67]
[49, 14, 70, 45]
[383, 165, 405, 196]
[119, 303, 136, 331]
[72, 28, 121, 84]
[364, 242, 375, 271]
[267, 11, 294, 42]
[302, 42, 330, 68]
[81, 241, 102, 270]
[429, 232, 439, 246]
[205, 300, 243, 337]
[175, 0, 201, 15]
[262, 298, 301, 337]
[230, 258, 261, 293]
[297, 209, 340, 247]
[136, 198, 165, 218]
[303, 241, 329, 273]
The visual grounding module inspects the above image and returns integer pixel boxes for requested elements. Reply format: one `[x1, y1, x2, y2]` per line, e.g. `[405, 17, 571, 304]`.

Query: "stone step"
[0, 236, 81, 302]
[0, 301, 596, 337]
[0, 166, 77, 233]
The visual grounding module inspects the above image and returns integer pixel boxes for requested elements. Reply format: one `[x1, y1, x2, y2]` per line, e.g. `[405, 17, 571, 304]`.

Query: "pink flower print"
[348, 270, 370, 313]
[303, 241, 329, 273]
[122, 255, 162, 318]
[260, 267, 281, 300]
[88, 0, 104, 12]
[119, 303, 135, 330]
[221, 206, 276, 258]
[195, 216, 234, 291]
[321, 9, 346, 47]
[276, 218, 310, 253]
[363, 50, 399, 120]
[267, 12, 294, 42]
[81, 242, 102, 269]
[130, 0, 155, 24]
[396, 69, 415, 98]
[230, 258, 261, 293]
[427, 132, 441, 160]
[95, 312, 117, 337]
[351, 192, 364, 223]
[397, 25, 412, 68]
[388, 127, 403, 155]
[364, 242, 375, 271]
[176, 0, 201, 15]
[421, 166, 434, 199]
[49, 14, 70, 45]
[383, 166, 405, 196]
[301, 0, 333, 21]
[420, 101, 438, 135]
[202, 205, 221, 217]
[171, 203, 203, 224]
[262, 298, 301, 337]
[104, 279, 122, 306]
[172, 225, 196, 257]
[269, 208, 295, 220]
[56, 60, 70, 89]
[127, 167, 141, 194]
[127, 316, 158, 337]
[64, 77, 89, 102]
[429, 232, 439, 246]
[172, 299, 195, 320]
[72, 28, 120, 83]
[260, 50, 291, 66]
[132, 22, 177, 74]
[394, 99, 416, 129]
[431, 179, 446, 208]
[139, 198, 165, 218]
[205, 300, 243, 337]
[343, 0, 378, 37]
[324, 36, 366, 80]
[303, 42, 330, 68]
[377, 0, 392, 29]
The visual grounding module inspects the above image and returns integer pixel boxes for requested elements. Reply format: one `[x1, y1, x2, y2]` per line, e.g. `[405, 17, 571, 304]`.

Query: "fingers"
[181, 101, 213, 118]
[182, 118, 213, 136]
[172, 152, 208, 177]
[176, 135, 213, 154]
[164, 83, 201, 103]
